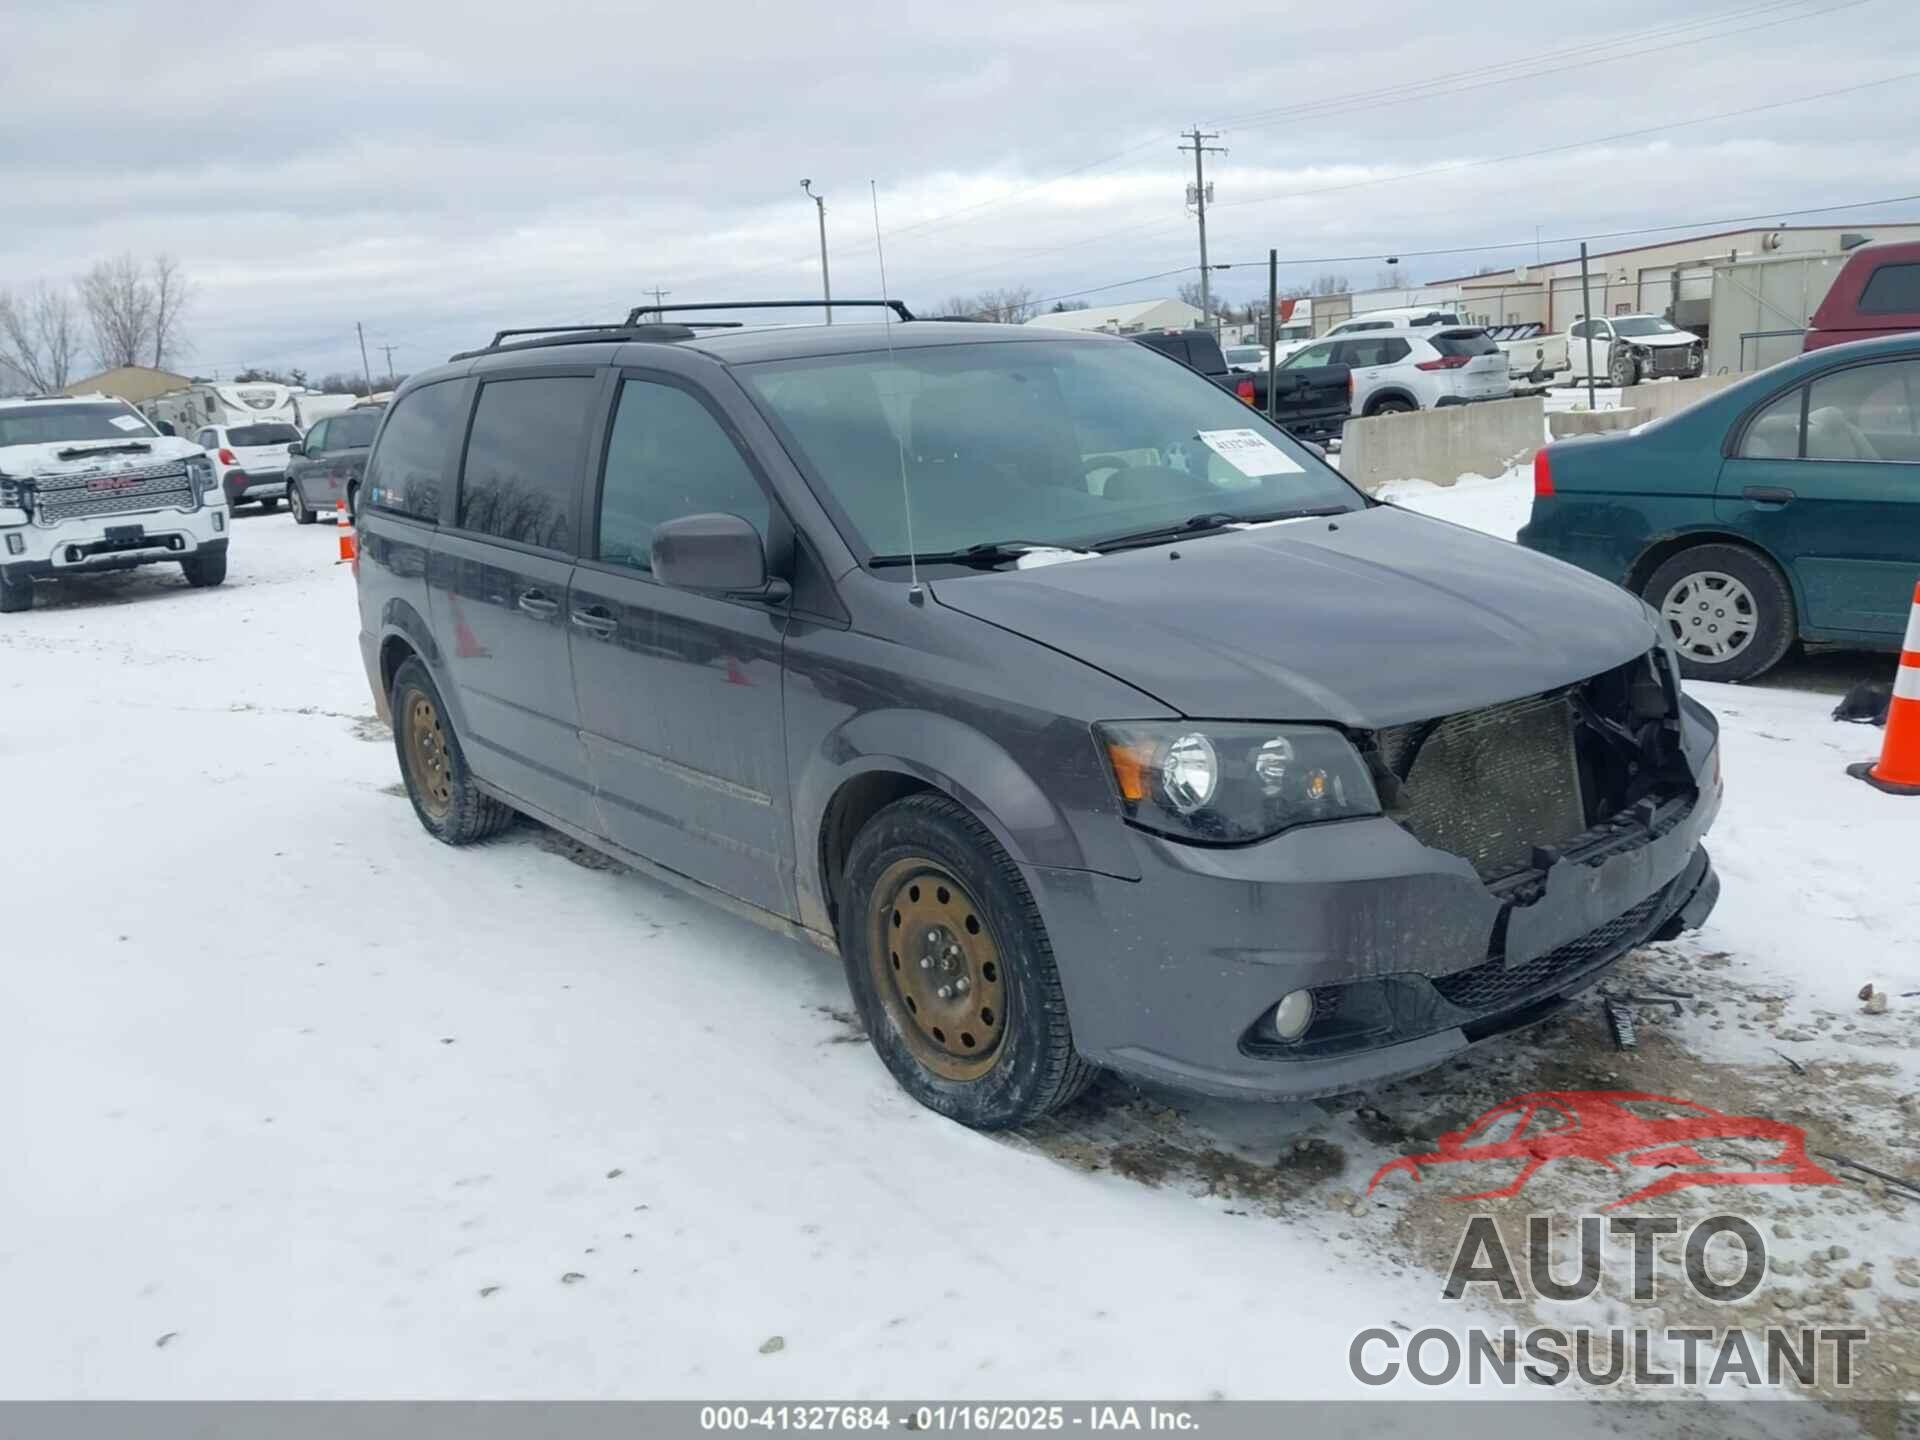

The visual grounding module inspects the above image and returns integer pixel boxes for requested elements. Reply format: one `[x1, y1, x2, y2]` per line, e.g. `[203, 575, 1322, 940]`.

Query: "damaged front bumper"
[1029, 706, 1722, 1102]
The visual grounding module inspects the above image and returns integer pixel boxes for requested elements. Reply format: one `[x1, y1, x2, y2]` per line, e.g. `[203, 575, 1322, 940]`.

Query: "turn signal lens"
[1533, 447, 1555, 497]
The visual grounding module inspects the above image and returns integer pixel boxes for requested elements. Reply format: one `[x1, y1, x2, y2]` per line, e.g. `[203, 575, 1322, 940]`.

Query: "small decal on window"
[110, 414, 147, 432]
[1195, 427, 1304, 477]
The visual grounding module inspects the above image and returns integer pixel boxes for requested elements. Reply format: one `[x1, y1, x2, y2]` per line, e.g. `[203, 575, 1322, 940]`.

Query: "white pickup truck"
[1565, 313, 1705, 386]
[0, 394, 228, 613]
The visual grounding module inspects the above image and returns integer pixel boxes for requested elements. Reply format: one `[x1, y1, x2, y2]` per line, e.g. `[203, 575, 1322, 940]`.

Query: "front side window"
[365, 381, 465, 522]
[304, 420, 330, 453]
[1805, 360, 1920, 462]
[457, 376, 596, 550]
[597, 380, 769, 572]
[739, 338, 1359, 560]
[1280, 341, 1339, 370]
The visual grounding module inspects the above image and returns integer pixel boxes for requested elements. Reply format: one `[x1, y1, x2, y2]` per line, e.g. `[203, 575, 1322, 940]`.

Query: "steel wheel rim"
[403, 692, 454, 819]
[1659, 569, 1757, 664]
[868, 858, 1006, 1082]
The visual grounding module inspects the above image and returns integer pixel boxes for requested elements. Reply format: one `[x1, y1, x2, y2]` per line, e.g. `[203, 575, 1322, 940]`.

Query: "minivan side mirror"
[287, 438, 305, 456]
[651, 512, 788, 600]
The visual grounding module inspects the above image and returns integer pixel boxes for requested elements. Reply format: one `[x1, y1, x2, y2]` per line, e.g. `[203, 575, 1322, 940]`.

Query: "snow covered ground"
[3, 492, 1915, 1416]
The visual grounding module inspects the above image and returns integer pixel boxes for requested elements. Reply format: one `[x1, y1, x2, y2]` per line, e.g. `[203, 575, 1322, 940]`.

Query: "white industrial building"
[1311, 221, 1920, 367]
[1025, 298, 1203, 335]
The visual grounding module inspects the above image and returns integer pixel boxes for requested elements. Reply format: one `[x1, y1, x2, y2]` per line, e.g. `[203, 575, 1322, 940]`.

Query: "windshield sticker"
[109, 414, 147, 432]
[1196, 428, 1304, 477]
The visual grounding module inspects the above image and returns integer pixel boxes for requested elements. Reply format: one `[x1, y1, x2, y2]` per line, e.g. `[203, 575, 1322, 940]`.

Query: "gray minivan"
[353, 302, 1722, 1129]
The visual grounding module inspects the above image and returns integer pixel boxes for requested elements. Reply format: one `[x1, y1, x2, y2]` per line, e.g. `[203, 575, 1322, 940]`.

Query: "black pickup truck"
[1132, 329, 1350, 445]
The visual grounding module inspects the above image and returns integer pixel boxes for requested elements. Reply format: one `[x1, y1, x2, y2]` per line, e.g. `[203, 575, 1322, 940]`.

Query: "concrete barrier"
[1617, 374, 1741, 422]
[1548, 408, 1639, 439]
[1339, 396, 1543, 493]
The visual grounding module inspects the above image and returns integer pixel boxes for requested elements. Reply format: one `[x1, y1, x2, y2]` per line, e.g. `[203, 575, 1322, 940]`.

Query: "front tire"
[0, 572, 32, 613]
[1609, 348, 1640, 387]
[290, 484, 315, 524]
[389, 657, 515, 844]
[1643, 543, 1796, 682]
[841, 792, 1092, 1129]
[181, 552, 227, 588]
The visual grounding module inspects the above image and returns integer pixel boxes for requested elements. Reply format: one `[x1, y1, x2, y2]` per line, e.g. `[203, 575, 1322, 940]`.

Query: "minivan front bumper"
[1027, 741, 1720, 1102]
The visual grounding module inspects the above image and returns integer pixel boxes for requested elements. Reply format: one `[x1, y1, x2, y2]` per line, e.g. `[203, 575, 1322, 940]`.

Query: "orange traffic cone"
[1848, 579, 1920, 796]
[335, 500, 357, 566]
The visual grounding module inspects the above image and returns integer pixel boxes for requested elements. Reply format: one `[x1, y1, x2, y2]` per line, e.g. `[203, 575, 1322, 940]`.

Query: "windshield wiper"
[55, 441, 152, 460]
[869, 540, 1100, 570]
[1095, 504, 1351, 551]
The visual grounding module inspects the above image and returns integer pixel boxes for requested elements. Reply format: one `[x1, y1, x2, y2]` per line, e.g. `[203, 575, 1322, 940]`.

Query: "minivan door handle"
[570, 603, 618, 637]
[516, 589, 560, 619]
[1742, 484, 1796, 506]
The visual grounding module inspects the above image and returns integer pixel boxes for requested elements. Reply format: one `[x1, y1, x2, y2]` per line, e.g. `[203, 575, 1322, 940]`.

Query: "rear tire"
[840, 792, 1093, 1129]
[180, 552, 227, 588]
[256, 497, 279, 513]
[1642, 543, 1795, 683]
[1368, 397, 1416, 416]
[389, 657, 515, 845]
[0, 572, 32, 613]
[290, 485, 315, 524]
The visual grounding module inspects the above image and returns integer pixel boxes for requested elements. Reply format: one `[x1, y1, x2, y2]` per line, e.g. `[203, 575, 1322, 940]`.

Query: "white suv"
[1277, 326, 1512, 416]
[0, 395, 228, 613]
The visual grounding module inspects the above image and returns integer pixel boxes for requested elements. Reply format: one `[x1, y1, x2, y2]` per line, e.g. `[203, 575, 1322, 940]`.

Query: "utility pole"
[1579, 242, 1598, 412]
[379, 343, 398, 381]
[356, 322, 374, 396]
[1179, 127, 1226, 331]
[642, 287, 671, 313]
[801, 180, 832, 323]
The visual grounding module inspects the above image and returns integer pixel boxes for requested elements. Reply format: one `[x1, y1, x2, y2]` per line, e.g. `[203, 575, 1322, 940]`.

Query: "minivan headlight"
[1097, 721, 1380, 843]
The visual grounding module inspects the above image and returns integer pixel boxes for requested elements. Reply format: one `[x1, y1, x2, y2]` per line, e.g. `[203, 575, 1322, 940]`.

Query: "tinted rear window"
[229, 423, 299, 446]
[1430, 330, 1500, 358]
[366, 383, 465, 522]
[1858, 262, 1920, 315]
[331, 410, 381, 447]
[456, 376, 596, 551]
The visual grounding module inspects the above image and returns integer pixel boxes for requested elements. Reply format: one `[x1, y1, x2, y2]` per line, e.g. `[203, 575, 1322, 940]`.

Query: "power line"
[1023, 189, 1920, 309]
[906, 67, 1919, 295]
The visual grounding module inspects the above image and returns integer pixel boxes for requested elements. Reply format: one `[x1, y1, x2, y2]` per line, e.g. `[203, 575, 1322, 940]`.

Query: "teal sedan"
[1519, 334, 1920, 681]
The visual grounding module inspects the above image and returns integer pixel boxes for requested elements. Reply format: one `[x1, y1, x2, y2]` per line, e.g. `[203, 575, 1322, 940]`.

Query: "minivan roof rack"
[623, 299, 916, 325]
[448, 321, 740, 363]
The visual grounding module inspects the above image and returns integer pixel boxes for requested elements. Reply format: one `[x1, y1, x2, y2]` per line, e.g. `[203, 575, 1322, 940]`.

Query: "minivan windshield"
[1612, 317, 1682, 337]
[0, 402, 156, 448]
[739, 338, 1360, 560]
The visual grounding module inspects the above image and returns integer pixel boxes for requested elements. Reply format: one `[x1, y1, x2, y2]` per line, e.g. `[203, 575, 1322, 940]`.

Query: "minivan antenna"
[870, 179, 922, 604]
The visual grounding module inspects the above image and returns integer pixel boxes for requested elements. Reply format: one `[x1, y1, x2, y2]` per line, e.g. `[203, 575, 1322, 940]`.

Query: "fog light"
[4, 533, 21, 555]
[212, 511, 225, 533]
[1272, 989, 1315, 1042]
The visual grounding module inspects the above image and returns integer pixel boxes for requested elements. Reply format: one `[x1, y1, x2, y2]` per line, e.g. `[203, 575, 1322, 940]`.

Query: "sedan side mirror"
[652, 512, 789, 600]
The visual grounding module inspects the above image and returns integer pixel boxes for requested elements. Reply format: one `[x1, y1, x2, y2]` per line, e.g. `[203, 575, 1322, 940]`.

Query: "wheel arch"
[1625, 528, 1798, 610]
[374, 598, 468, 731]
[799, 711, 1118, 940]
[1363, 387, 1420, 415]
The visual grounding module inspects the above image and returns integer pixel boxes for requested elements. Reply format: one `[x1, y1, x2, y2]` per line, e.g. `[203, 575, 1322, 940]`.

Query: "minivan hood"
[0, 435, 204, 478]
[931, 506, 1657, 728]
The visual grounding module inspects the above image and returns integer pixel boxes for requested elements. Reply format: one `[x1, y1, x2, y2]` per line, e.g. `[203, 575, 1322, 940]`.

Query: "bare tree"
[933, 286, 1040, 324]
[79, 254, 156, 370]
[1309, 274, 1351, 296]
[0, 281, 84, 393]
[149, 255, 191, 369]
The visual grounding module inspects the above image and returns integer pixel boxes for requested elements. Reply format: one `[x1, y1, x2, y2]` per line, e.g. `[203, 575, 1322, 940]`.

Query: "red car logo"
[1366, 1090, 1839, 1208]
[86, 475, 139, 492]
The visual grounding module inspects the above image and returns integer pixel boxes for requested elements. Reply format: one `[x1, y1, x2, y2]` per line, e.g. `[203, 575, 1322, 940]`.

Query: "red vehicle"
[1366, 1090, 1838, 1208]
[1805, 241, 1920, 350]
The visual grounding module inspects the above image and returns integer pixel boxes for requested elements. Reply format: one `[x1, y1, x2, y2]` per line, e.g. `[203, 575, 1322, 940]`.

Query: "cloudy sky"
[7, 0, 1919, 380]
